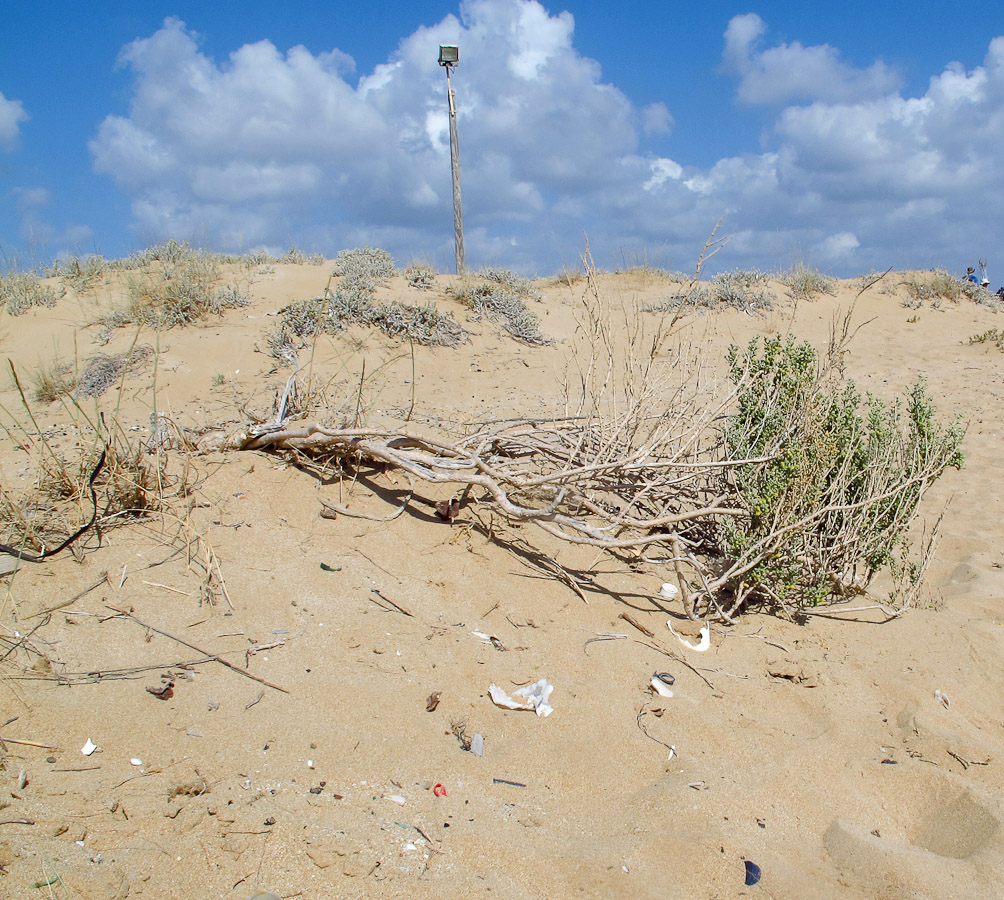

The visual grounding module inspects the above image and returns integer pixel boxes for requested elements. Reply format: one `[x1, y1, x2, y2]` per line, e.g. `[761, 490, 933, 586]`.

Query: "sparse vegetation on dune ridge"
[0, 241, 980, 619]
[447, 267, 549, 345]
[901, 267, 1001, 309]
[210, 256, 964, 620]
[267, 247, 466, 361]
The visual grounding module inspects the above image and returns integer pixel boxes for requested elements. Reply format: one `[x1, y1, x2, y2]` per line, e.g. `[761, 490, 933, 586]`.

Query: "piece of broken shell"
[146, 681, 175, 700]
[435, 498, 461, 522]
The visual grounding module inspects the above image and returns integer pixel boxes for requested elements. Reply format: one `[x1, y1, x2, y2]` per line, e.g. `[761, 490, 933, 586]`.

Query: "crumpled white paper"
[488, 679, 554, 716]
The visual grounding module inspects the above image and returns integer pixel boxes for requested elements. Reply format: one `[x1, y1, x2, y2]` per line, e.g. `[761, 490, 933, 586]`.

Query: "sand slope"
[1, 263, 1003, 899]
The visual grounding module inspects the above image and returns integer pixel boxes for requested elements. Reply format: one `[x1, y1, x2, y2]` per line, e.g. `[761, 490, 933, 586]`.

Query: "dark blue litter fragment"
[744, 860, 762, 886]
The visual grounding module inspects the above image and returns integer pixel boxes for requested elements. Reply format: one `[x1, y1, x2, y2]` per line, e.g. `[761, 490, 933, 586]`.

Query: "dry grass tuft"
[30, 357, 77, 404]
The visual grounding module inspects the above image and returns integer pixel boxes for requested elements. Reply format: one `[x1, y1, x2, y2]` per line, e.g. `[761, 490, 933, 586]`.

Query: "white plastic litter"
[81, 738, 97, 756]
[934, 689, 951, 708]
[660, 583, 679, 601]
[130, 758, 142, 766]
[471, 733, 485, 756]
[650, 676, 674, 698]
[488, 679, 554, 717]
[387, 794, 407, 805]
[667, 621, 711, 652]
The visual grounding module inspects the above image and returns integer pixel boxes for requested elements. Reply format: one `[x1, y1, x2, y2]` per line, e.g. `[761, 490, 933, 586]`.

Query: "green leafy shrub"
[719, 334, 964, 610]
[968, 328, 1004, 351]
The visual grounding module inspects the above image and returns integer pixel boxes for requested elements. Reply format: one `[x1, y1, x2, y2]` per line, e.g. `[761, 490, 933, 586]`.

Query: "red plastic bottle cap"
[433, 783, 447, 797]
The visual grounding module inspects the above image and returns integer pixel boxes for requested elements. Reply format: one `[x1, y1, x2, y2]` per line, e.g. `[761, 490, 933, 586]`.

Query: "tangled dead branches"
[208, 263, 963, 623]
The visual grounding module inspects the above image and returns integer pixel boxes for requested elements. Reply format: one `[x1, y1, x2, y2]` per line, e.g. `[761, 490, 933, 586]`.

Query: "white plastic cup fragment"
[667, 621, 711, 652]
[660, 583, 679, 601]
[81, 738, 97, 756]
[650, 676, 674, 698]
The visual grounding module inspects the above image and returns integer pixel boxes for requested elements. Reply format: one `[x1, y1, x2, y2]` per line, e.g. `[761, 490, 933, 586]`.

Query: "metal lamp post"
[439, 44, 465, 276]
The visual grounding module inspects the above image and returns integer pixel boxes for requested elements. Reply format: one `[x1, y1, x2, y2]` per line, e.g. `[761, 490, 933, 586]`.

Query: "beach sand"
[1, 261, 1003, 899]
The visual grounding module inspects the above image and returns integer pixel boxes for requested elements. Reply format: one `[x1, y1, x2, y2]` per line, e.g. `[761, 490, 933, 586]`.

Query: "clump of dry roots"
[210, 267, 962, 623]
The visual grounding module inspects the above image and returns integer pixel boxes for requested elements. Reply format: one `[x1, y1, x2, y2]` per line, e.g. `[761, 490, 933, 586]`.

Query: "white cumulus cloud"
[722, 13, 901, 106]
[89, 2, 646, 265]
[88, 4, 1004, 275]
[0, 91, 29, 151]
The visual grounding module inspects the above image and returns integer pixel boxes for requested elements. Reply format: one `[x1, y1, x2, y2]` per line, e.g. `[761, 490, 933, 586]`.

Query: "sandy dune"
[1, 261, 1003, 899]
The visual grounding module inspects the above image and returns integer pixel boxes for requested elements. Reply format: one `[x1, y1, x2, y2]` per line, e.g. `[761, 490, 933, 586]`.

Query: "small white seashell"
[130, 758, 143, 766]
[307, 759, 315, 768]
[934, 689, 950, 708]
[660, 583, 679, 600]
[387, 794, 407, 805]
[81, 738, 97, 756]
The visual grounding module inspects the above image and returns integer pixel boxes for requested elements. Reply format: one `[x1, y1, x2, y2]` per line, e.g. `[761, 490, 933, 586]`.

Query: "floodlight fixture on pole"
[439, 44, 465, 276]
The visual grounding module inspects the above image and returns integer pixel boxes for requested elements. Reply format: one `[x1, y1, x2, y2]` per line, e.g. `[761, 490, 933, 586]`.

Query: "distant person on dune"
[966, 267, 978, 283]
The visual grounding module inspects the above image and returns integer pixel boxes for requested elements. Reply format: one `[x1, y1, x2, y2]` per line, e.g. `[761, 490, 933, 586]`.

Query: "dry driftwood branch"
[193, 262, 959, 624]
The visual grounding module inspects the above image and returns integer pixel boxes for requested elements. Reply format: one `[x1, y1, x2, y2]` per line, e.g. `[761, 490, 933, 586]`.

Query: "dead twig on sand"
[618, 612, 654, 637]
[104, 606, 288, 693]
[29, 571, 109, 618]
[368, 589, 413, 617]
[0, 736, 58, 749]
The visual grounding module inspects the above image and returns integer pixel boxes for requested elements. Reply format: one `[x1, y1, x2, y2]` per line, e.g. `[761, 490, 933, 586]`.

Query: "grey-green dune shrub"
[450, 269, 548, 345]
[720, 334, 964, 609]
[778, 263, 836, 301]
[1, 272, 64, 315]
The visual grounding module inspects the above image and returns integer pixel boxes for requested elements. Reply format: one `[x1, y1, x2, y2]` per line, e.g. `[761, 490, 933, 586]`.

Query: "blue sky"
[2, 0, 1002, 277]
